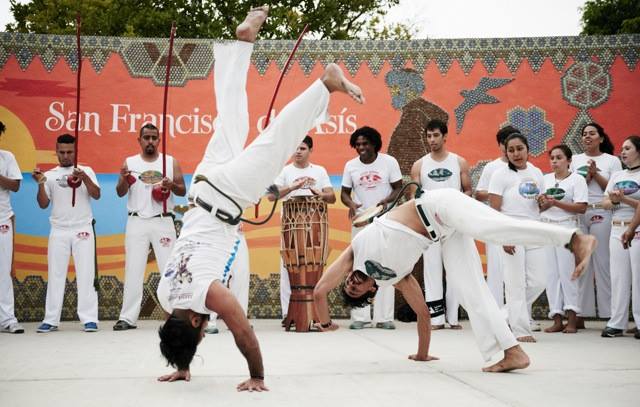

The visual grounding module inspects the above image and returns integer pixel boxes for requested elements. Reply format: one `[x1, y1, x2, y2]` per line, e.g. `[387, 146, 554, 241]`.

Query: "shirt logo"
[614, 180, 640, 196]
[76, 232, 90, 240]
[56, 175, 71, 188]
[160, 237, 172, 247]
[165, 253, 193, 285]
[139, 170, 163, 185]
[293, 176, 316, 189]
[590, 214, 604, 223]
[427, 168, 452, 182]
[364, 260, 397, 281]
[0, 224, 9, 233]
[357, 171, 383, 190]
[518, 180, 540, 199]
[544, 187, 566, 200]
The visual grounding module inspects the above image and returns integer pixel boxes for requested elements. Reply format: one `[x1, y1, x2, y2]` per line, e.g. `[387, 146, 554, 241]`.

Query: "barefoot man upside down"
[156, 6, 363, 391]
[313, 188, 596, 372]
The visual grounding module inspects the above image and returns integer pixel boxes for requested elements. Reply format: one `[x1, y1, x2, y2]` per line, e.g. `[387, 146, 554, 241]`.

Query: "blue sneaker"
[84, 322, 98, 332]
[37, 323, 58, 333]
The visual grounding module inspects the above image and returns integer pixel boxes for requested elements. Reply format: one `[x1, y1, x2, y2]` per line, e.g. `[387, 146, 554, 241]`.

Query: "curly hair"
[158, 315, 202, 371]
[349, 126, 382, 153]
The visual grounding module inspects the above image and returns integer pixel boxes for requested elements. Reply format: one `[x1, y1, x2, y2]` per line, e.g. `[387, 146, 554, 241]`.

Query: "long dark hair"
[158, 315, 202, 371]
[582, 122, 614, 155]
[504, 133, 529, 172]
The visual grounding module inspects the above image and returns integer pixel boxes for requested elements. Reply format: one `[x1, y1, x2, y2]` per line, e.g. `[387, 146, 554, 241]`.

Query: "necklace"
[628, 164, 640, 171]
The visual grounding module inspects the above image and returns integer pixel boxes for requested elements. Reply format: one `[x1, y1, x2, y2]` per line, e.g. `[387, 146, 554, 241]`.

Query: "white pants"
[485, 243, 504, 307]
[423, 241, 459, 325]
[501, 245, 546, 338]
[578, 209, 612, 318]
[0, 218, 18, 327]
[43, 225, 98, 325]
[544, 219, 581, 318]
[351, 225, 395, 323]
[417, 189, 575, 360]
[280, 259, 290, 316]
[119, 216, 176, 325]
[606, 224, 640, 329]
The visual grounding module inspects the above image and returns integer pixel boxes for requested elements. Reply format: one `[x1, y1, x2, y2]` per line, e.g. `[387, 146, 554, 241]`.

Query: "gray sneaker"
[1, 323, 25, 334]
[375, 321, 396, 330]
[349, 321, 371, 330]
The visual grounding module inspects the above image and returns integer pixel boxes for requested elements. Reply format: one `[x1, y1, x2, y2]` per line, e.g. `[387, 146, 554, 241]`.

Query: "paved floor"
[1, 319, 638, 407]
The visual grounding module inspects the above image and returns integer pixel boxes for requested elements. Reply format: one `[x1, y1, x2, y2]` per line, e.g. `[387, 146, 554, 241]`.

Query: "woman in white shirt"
[601, 135, 640, 338]
[489, 133, 546, 342]
[539, 145, 588, 333]
[571, 123, 622, 326]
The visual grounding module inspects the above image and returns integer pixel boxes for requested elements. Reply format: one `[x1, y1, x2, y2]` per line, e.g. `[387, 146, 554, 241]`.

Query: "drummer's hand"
[375, 200, 388, 210]
[309, 187, 321, 196]
[503, 245, 516, 255]
[291, 177, 307, 191]
[348, 203, 362, 220]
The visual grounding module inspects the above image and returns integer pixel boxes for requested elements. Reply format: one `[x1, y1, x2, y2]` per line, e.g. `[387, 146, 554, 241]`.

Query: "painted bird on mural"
[454, 77, 513, 133]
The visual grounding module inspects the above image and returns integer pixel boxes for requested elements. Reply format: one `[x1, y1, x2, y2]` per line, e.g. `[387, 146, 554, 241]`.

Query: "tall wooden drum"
[281, 196, 329, 332]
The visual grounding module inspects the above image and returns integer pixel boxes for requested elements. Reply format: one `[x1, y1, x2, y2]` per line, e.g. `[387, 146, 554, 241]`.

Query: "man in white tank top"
[0, 121, 24, 334]
[411, 119, 472, 329]
[31, 134, 101, 333]
[113, 123, 186, 330]
[268, 135, 335, 320]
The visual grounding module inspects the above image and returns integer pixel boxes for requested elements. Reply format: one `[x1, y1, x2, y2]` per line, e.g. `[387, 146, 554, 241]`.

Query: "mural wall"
[1, 32, 639, 320]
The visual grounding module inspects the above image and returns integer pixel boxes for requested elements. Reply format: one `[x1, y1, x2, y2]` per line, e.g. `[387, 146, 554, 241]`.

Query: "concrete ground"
[1, 319, 638, 407]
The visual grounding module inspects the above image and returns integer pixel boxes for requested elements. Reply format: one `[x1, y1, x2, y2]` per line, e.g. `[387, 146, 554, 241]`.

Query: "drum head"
[352, 205, 384, 227]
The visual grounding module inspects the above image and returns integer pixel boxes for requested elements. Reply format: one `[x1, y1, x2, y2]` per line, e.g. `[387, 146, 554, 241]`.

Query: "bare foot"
[626, 327, 637, 334]
[482, 345, 530, 373]
[321, 63, 365, 104]
[236, 5, 269, 43]
[563, 325, 577, 333]
[544, 315, 564, 333]
[431, 324, 445, 330]
[516, 335, 537, 343]
[449, 324, 463, 330]
[570, 234, 597, 280]
[576, 316, 586, 329]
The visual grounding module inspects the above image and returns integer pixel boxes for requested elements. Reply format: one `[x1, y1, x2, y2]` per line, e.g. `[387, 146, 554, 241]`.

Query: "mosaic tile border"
[1, 33, 638, 86]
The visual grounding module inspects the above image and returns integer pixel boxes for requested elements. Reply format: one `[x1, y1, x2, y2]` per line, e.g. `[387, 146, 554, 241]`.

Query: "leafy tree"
[581, 0, 640, 35]
[6, 0, 415, 39]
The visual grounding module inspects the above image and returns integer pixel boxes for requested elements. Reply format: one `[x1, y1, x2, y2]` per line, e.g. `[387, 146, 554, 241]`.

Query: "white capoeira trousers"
[0, 218, 18, 328]
[501, 245, 547, 338]
[350, 225, 395, 324]
[423, 241, 459, 326]
[280, 259, 290, 315]
[43, 225, 98, 325]
[544, 219, 581, 318]
[119, 216, 176, 325]
[418, 189, 575, 360]
[606, 225, 640, 330]
[578, 209, 612, 318]
[485, 243, 504, 307]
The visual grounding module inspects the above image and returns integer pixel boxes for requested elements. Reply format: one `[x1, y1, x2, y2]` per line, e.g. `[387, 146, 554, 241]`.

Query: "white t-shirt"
[352, 216, 432, 287]
[476, 157, 507, 192]
[0, 150, 22, 222]
[274, 162, 332, 200]
[488, 163, 544, 220]
[126, 154, 175, 217]
[606, 169, 640, 220]
[342, 153, 402, 214]
[570, 153, 622, 203]
[419, 152, 461, 191]
[44, 165, 99, 229]
[541, 172, 589, 221]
